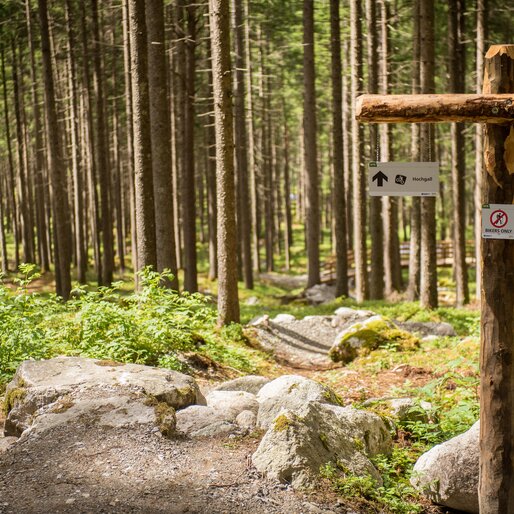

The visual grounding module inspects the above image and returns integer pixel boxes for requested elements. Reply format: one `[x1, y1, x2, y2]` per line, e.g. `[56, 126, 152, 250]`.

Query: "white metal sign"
[482, 203, 514, 240]
[368, 162, 439, 197]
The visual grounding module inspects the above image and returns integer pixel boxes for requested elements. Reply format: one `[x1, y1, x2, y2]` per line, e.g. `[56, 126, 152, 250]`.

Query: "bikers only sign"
[482, 204, 514, 240]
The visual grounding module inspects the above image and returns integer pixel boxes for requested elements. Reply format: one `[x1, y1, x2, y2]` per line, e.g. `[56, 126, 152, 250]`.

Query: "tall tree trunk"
[282, 98, 292, 271]
[407, 0, 421, 301]
[26, 0, 50, 272]
[474, 0, 486, 298]
[128, 0, 157, 273]
[448, 0, 469, 306]
[303, 0, 320, 288]
[181, 2, 198, 292]
[366, 0, 383, 299]
[91, 0, 113, 285]
[209, 0, 240, 325]
[419, 0, 438, 309]
[330, 0, 348, 297]
[65, 0, 87, 283]
[350, 0, 367, 301]
[1, 46, 19, 270]
[233, 0, 253, 289]
[38, 0, 72, 299]
[146, 0, 178, 289]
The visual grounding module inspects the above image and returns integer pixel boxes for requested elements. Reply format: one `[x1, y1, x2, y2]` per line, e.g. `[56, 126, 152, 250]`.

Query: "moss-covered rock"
[328, 315, 420, 364]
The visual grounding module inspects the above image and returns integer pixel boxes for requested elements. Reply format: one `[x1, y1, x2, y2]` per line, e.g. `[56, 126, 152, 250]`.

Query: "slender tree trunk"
[179, 2, 198, 292]
[38, 0, 71, 299]
[419, 0, 438, 309]
[91, 0, 113, 285]
[474, 0, 486, 298]
[146, 0, 178, 289]
[448, 0, 469, 306]
[407, 0, 421, 301]
[282, 98, 292, 271]
[330, 0, 348, 297]
[366, 0, 383, 299]
[350, 0, 367, 301]
[65, 0, 86, 283]
[303, 0, 320, 288]
[209, 0, 240, 325]
[233, 0, 253, 289]
[128, 0, 157, 273]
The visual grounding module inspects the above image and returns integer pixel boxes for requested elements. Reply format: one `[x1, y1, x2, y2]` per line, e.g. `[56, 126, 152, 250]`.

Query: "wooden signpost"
[356, 44, 514, 513]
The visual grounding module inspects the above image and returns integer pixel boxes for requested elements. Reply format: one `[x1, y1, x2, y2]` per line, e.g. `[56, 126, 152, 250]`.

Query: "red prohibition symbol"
[490, 209, 508, 228]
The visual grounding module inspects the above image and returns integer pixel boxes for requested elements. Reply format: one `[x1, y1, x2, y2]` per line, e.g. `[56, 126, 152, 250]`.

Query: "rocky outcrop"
[304, 284, 336, 305]
[395, 321, 456, 338]
[411, 421, 479, 513]
[4, 356, 205, 437]
[252, 401, 391, 489]
[329, 315, 419, 364]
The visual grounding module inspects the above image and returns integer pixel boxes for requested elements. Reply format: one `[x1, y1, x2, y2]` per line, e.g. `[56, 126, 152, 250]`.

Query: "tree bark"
[448, 0, 469, 306]
[233, 0, 253, 290]
[128, 0, 157, 273]
[303, 0, 320, 288]
[479, 43, 514, 514]
[330, 0, 348, 297]
[38, 0, 72, 299]
[419, 0, 438, 309]
[146, 0, 178, 289]
[209, 0, 240, 325]
[350, 0, 367, 301]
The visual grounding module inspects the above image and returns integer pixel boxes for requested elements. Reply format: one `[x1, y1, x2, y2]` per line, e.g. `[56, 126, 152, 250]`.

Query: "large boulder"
[214, 375, 270, 395]
[304, 284, 336, 305]
[252, 401, 391, 489]
[329, 315, 419, 364]
[256, 375, 342, 429]
[4, 357, 204, 437]
[205, 390, 259, 416]
[411, 421, 479, 513]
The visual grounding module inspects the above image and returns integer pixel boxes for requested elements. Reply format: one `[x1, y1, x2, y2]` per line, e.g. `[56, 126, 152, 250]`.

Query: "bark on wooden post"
[480, 44, 514, 513]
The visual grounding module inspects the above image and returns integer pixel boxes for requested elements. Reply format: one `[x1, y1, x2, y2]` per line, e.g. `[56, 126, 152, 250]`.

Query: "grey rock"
[245, 296, 259, 306]
[4, 356, 204, 436]
[387, 398, 432, 423]
[214, 375, 271, 395]
[333, 307, 376, 324]
[256, 375, 342, 429]
[272, 313, 297, 323]
[305, 284, 336, 305]
[235, 410, 257, 431]
[0, 437, 17, 454]
[396, 321, 456, 338]
[206, 390, 259, 417]
[175, 405, 240, 438]
[411, 421, 479, 513]
[252, 401, 386, 489]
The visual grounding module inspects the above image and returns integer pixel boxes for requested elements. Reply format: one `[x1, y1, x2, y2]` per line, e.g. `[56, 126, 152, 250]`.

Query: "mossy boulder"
[329, 315, 420, 364]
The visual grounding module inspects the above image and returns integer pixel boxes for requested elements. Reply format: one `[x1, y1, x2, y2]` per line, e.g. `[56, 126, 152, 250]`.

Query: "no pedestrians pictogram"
[490, 209, 508, 228]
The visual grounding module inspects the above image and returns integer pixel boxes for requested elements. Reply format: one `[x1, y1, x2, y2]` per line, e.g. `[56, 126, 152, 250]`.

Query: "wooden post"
[480, 44, 514, 513]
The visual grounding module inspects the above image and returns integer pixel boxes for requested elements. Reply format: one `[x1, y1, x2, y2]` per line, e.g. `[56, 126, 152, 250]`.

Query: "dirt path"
[0, 418, 340, 514]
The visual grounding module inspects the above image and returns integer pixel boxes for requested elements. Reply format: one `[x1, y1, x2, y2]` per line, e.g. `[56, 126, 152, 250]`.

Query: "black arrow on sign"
[372, 171, 388, 187]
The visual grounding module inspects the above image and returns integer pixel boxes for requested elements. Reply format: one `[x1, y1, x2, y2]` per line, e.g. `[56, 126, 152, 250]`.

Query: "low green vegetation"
[0, 265, 271, 389]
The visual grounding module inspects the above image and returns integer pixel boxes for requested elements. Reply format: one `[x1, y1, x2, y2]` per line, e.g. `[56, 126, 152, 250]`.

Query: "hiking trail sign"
[368, 162, 439, 197]
[356, 44, 514, 514]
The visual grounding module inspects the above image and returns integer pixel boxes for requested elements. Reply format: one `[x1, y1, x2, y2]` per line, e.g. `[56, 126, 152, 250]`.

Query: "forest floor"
[0, 268, 477, 513]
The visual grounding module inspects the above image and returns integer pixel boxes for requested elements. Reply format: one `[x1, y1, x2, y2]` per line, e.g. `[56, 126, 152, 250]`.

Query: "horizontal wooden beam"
[355, 94, 514, 123]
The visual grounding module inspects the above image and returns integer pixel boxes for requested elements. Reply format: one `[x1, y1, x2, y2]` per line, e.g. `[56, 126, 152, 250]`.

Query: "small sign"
[482, 204, 514, 240]
[368, 162, 439, 197]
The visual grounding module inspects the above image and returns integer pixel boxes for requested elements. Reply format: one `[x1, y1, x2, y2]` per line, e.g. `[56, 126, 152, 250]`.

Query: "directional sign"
[482, 204, 514, 240]
[368, 162, 439, 197]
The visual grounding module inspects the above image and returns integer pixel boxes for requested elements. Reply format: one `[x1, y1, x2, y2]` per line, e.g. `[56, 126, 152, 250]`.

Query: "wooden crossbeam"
[355, 93, 514, 123]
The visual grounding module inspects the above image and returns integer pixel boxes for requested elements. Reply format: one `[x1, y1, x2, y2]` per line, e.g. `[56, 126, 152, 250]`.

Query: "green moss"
[353, 437, 365, 452]
[3, 386, 26, 416]
[94, 359, 124, 367]
[154, 402, 176, 437]
[319, 432, 330, 451]
[274, 413, 294, 432]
